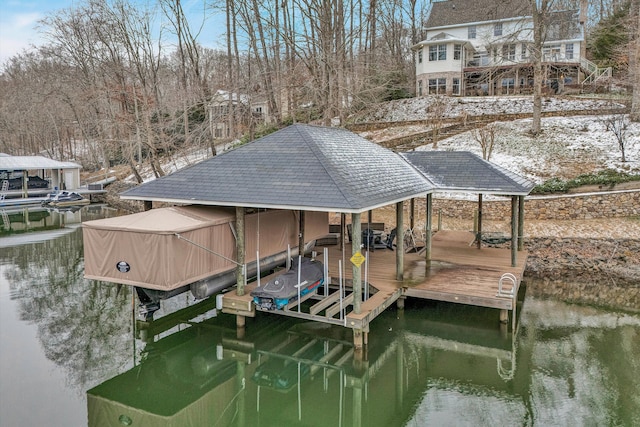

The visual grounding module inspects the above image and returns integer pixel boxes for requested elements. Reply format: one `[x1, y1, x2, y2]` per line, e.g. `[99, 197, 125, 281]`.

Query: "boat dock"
[221, 230, 527, 346]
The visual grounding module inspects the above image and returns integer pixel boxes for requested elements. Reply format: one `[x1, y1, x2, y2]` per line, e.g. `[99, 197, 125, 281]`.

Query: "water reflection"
[87, 296, 640, 427]
[1, 206, 639, 426]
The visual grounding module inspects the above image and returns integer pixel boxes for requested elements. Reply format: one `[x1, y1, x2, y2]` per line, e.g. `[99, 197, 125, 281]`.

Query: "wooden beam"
[396, 201, 404, 281]
[518, 195, 525, 251]
[326, 293, 354, 318]
[310, 290, 342, 315]
[298, 210, 305, 255]
[352, 212, 362, 314]
[511, 196, 517, 267]
[236, 206, 246, 296]
[477, 193, 483, 249]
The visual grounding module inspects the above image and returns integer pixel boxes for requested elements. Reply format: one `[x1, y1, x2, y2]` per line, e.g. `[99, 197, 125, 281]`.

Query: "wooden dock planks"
[221, 229, 527, 331]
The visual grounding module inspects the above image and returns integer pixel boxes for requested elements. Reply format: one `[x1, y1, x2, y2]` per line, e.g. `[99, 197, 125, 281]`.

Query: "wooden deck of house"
[221, 230, 527, 344]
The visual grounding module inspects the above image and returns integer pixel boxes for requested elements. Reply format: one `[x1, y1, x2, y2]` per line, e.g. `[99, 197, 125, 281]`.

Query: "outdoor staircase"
[580, 57, 612, 90]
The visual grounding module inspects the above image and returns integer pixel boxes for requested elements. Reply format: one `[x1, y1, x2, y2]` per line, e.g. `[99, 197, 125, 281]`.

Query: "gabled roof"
[121, 124, 435, 213]
[412, 32, 475, 50]
[400, 151, 535, 196]
[426, 0, 530, 29]
[0, 155, 81, 171]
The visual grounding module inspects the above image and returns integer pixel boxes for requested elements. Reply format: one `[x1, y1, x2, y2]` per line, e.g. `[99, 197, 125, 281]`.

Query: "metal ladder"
[0, 180, 8, 202]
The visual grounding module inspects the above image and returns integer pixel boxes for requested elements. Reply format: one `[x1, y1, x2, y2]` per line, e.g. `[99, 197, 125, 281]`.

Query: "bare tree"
[472, 123, 498, 160]
[603, 114, 630, 162]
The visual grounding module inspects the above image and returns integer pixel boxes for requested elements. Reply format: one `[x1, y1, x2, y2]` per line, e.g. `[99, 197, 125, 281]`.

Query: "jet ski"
[251, 257, 324, 310]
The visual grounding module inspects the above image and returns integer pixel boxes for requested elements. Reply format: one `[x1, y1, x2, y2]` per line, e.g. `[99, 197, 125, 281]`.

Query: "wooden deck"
[221, 230, 527, 341]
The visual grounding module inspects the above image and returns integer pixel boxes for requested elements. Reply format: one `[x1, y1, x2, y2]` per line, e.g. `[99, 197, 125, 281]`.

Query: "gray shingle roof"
[400, 151, 535, 196]
[426, 0, 530, 28]
[121, 124, 435, 213]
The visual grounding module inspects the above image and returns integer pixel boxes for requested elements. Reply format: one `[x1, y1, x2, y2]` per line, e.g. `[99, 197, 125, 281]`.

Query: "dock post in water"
[396, 201, 403, 281]
[235, 207, 246, 296]
[351, 212, 362, 315]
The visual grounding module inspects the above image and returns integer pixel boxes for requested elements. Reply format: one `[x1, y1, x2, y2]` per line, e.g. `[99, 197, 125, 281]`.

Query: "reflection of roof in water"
[0, 224, 81, 249]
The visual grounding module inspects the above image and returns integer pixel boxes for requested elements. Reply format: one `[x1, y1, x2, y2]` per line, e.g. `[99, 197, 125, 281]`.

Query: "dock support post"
[437, 209, 442, 231]
[340, 213, 346, 250]
[500, 309, 509, 324]
[511, 196, 518, 267]
[425, 194, 433, 268]
[397, 296, 405, 310]
[353, 329, 364, 349]
[396, 201, 403, 281]
[298, 210, 305, 256]
[351, 212, 362, 314]
[518, 195, 525, 251]
[236, 207, 246, 296]
[477, 194, 483, 249]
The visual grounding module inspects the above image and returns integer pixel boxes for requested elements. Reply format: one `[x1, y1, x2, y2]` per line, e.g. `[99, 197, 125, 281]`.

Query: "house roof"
[426, 0, 530, 29]
[412, 32, 476, 50]
[0, 155, 82, 171]
[121, 124, 435, 213]
[400, 151, 535, 196]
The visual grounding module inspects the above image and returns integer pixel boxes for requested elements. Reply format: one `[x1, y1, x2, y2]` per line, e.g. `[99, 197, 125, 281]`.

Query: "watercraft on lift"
[251, 256, 325, 310]
[42, 191, 90, 207]
[83, 206, 329, 320]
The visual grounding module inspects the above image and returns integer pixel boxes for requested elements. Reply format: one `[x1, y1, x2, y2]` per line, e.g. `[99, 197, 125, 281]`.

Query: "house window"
[543, 44, 561, 61]
[468, 25, 476, 39]
[454, 44, 462, 60]
[438, 44, 447, 60]
[521, 43, 528, 59]
[502, 78, 515, 94]
[214, 128, 222, 138]
[429, 44, 447, 61]
[418, 49, 423, 63]
[502, 44, 516, 61]
[452, 78, 460, 95]
[494, 22, 503, 36]
[565, 43, 574, 59]
[418, 80, 423, 96]
[428, 78, 447, 94]
[429, 46, 437, 61]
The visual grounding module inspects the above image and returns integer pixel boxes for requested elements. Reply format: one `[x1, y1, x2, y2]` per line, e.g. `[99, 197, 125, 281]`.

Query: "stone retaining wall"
[430, 189, 640, 221]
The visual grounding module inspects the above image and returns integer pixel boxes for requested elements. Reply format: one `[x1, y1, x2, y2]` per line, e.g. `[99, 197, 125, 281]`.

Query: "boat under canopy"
[83, 205, 328, 293]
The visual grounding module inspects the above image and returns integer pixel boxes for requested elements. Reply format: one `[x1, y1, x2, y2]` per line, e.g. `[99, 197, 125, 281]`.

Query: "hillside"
[354, 95, 639, 184]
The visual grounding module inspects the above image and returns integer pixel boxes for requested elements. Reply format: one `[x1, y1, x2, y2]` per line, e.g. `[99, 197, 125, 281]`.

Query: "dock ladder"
[0, 180, 8, 202]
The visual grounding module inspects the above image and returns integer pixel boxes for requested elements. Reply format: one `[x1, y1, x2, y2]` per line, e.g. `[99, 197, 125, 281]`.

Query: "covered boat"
[251, 256, 325, 310]
[83, 206, 328, 318]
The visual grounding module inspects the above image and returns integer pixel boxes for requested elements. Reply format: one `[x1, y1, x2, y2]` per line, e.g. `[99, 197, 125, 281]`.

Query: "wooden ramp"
[221, 230, 527, 343]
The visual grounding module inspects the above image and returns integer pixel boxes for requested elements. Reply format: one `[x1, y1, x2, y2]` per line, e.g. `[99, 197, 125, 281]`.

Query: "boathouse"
[117, 123, 534, 347]
[0, 154, 82, 198]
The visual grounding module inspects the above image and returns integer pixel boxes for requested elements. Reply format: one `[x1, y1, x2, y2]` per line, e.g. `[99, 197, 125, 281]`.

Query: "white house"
[413, 0, 594, 96]
[209, 90, 270, 140]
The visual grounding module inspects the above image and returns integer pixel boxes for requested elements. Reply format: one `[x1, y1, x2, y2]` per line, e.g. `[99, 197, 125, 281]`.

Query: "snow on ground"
[412, 115, 640, 184]
[118, 95, 638, 186]
[351, 95, 627, 122]
[354, 95, 638, 186]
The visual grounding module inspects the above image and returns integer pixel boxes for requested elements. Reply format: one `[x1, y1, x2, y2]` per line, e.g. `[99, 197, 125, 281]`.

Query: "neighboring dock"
[221, 230, 527, 346]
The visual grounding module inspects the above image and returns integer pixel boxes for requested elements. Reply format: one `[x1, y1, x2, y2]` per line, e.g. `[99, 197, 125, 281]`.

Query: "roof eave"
[120, 190, 436, 214]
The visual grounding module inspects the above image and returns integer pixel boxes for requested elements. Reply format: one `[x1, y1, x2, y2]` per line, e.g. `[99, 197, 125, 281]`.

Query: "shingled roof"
[426, 0, 530, 29]
[400, 151, 535, 196]
[121, 124, 435, 213]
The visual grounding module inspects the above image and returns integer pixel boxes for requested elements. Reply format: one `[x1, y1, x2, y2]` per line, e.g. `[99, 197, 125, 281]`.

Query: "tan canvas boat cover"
[83, 206, 328, 291]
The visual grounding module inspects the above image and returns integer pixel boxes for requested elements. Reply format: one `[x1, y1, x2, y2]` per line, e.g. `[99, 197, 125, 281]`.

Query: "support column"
[340, 213, 346, 250]
[235, 207, 246, 296]
[511, 196, 518, 267]
[425, 194, 433, 268]
[518, 195, 525, 251]
[351, 213, 362, 315]
[396, 201, 404, 281]
[410, 198, 415, 230]
[298, 210, 305, 256]
[477, 193, 483, 249]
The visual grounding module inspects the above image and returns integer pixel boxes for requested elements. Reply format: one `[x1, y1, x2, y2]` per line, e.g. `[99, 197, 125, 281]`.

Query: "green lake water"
[0, 206, 638, 426]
